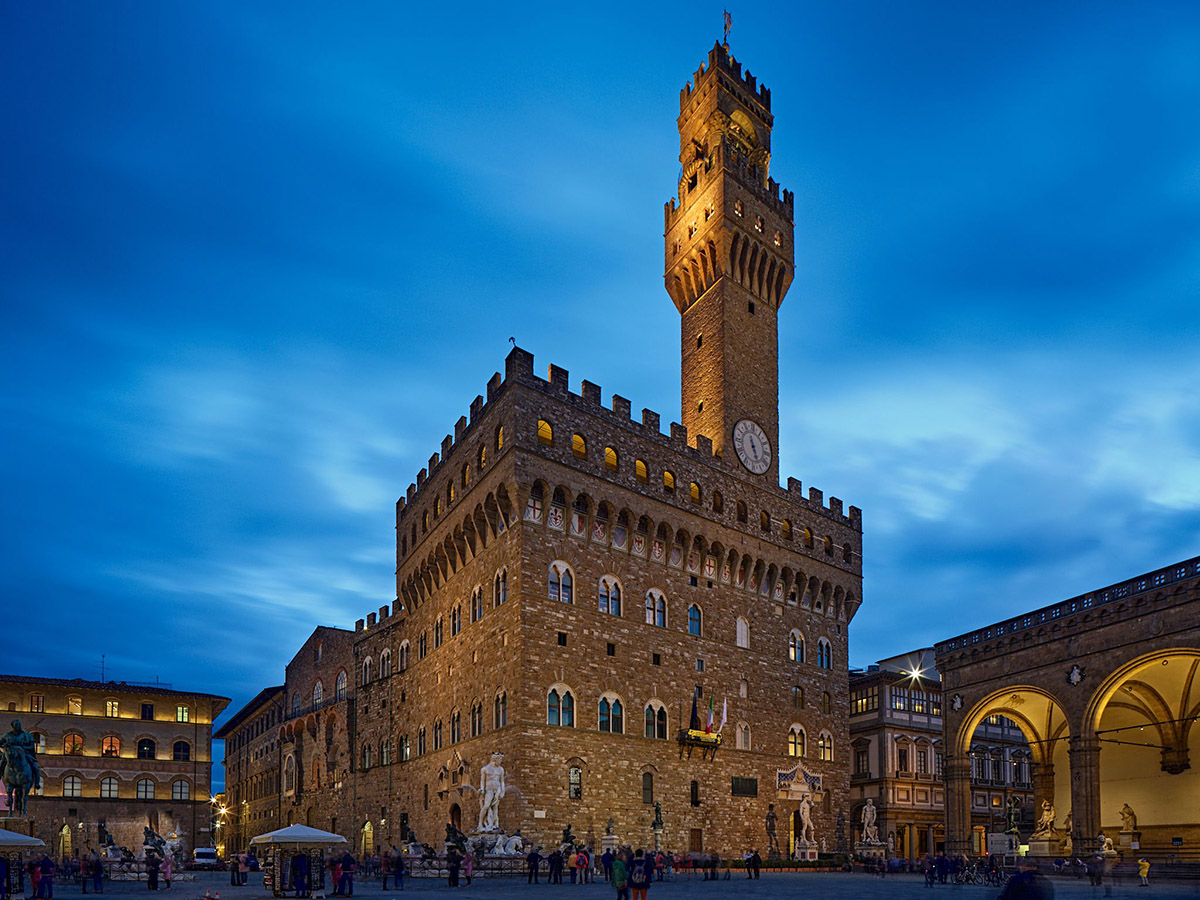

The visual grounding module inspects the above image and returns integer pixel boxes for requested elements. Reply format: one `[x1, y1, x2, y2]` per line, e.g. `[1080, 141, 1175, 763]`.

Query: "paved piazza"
[38, 870, 1198, 900]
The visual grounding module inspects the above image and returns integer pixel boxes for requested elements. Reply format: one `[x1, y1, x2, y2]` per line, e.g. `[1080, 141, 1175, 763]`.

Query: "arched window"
[292, 692, 301, 716]
[803, 527, 814, 549]
[598, 696, 624, 734]
[569, 765, 583, 800]
[642, 772, 654, 803]
[817, 638, 832, 669]
[690, 779, 700, 806]
[735, 616, 749, 649]
[782, 519, 793, 540]
[169, 740, 190, 761]
[434, 616, 444, 648]
[381, 739, 392, 765]
[284, 757, 296, 792]
[471, 701, 484, 738]
[548, 561, 574, 603]
[451, 604, 462, 636]
[644, 590, 666, 627]
[761, 510, 771, 532]
[433, 719, 443, 750]
[547, 688, 575, 727]
[821, 691, 832, 714]
[496, 425, 505, 451]
[604, 446, 618, 471]
[479, 444, 487, 469]
[100, 777, 119, 799]
[380, 650, 392, 678]
[494, 569, 508, 606]
[101, 736, 120, 758]
[635, 459, 648, 482]
[737, 724, 752, 751]
[172, 779, 191, 801]
[843, 543, 853, 563]
[689, 481, 701, 503]
[494, 691, 508, 728]
[136, 778, 155, 800]
[336, 669, 348, 700]
[312, 680, 324, 705]
[792, 685, 804, 709]
[362, 743, 372, 769]
[450, 710, 461, 744]
[417, 727, 427, 756]
[644, 702, 668, 740]
[63, 734, 84, 756]
[136, 738, 156, 760]
[471, 586, 484, 622]
[537, 419, 553, 446]
[62, 776, 82, 798]
[736, 501, 748, 523]
[448, 481, 455, 504]
[598, 576, 622, 616]
[712, 490, 724, 513]
[824, 536, 834, 556]
[818, 732, 834, 761]
[361, 657, 372, 684]
[572, 434, 587, 459]
[462, 463, 470, 488]
[789, 631, 805, 662]
[789, 726, 806, 757]
[687, 603, 703, 636]
[663, 470, 675, 492]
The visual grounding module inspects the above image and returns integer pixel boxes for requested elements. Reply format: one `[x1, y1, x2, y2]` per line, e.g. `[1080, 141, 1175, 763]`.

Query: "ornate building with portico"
[936, 556, 1200, 858]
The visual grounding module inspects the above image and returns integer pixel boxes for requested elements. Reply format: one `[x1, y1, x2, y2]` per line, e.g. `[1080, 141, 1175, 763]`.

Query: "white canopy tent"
[0, 828, 45, 849]
[249, 825, 347, 848]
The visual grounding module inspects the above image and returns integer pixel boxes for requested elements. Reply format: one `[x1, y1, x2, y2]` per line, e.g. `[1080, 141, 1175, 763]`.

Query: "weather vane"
[723, 10, 732, 46]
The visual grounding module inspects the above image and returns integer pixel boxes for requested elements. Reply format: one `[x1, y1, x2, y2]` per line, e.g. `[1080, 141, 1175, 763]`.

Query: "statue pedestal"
[1027, 837, 1062, 857]
[793, 839, 818, 862]
[854, 841, 886, 859]
[651, 825, 663, 852]
[767, 848, 782, 862]
[1119, 830, 1141, 849]
[600, 834, 619, 853]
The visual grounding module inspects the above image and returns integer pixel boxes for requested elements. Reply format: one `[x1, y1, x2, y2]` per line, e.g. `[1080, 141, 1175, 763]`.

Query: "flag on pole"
[719, 696, 727, 734]
[705, 693, 715, 733]
[689, 693, 700, 731]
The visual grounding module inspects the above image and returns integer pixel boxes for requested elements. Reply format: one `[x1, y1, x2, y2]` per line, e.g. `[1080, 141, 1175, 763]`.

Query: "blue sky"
[4, 1, 1200, 736]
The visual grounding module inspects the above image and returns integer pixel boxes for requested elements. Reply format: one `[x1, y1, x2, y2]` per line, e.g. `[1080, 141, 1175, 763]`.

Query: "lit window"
[572, 433, 587, 459]
[100, 777, 118, 799]
[176, 706, 190, 723]
[782, 519, 793, 541]
[462, 464, 470, 487]
[496, 425, 504, 451]
[644, 590, 667, 627]
[101, 736, 120, 758]
[635, 459, 648, 482]
[604, 446, 618, 472]
[818, 732, 834, 761]
[172, 780, 191, 801]
[734, 199, 744, 217]
[789, 631, 805, 662]
[789, 727, 805, 757]
[28, 694, 44, 713]
[137, 739, 156, 760]
[687, 603, 702, 636]
[105, 700, 119, 718]
[62, 776, 82, 798]
[689, 482, 701, 503]
[136, 778, 154, 800]
[479, 444, 487, 469]
[755, 215, 764, 232]
[774, 231, 782, 247]
[63, 734, 84, 756]
[760, 510, 770, 532]
[537, 419, 553, 446]
[663, 470, 675, 492]
[548, 561, 574, 603]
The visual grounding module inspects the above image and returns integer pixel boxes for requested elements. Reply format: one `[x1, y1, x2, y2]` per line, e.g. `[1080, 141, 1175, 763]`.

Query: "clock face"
[733, 419, 771, 474]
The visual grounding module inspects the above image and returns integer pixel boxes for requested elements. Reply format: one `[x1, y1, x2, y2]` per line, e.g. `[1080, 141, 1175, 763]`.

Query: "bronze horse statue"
[1, 742, 34, 816]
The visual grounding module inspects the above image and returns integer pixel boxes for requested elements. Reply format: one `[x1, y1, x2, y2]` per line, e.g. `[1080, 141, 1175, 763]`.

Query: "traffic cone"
[215, 892, 220, 900]
[205, 891, 211, 899]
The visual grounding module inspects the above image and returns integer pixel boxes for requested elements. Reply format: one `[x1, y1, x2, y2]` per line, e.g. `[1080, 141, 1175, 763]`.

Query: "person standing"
[380, 849, 393, 890]
[462, 849, 473, 887]
[91, 854, 104, 895]
[998, 859, 1053, 900]
[230, 854, 240, 888]
[612, 853, 629, 900]
[37, 856, 55, 899]
[627, 851, 650, 900]
[1137, 858, 1150, 886]
[160, 856, 173, 891]
[575, 848, 588, 885]
[338, 852, 355, 897]
[145, 855, 159, 892]
[601, 849, 613, 883]
[446, 848, 460, 888]
[238, 853, 249, 886]
[290, 852, 310, 898]
[548, 849, 563, 885]
[526, 848, 543, 884]
[749, 850, 761, 880]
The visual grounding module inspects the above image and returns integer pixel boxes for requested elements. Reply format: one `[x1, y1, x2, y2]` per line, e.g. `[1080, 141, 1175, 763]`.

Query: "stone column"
[1031, 760, 1055, 809]
[944, 756, 972, 856]
[1068, 734, 1102, 854]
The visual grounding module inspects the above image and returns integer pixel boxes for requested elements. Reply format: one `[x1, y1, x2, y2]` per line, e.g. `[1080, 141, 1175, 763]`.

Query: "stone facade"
[936, 556, 1200, 858]
[849, 649, 1034, 859]
[212, 685, 284, 854]
[0, 674, 228, 856]
[221, 42, 864, 860]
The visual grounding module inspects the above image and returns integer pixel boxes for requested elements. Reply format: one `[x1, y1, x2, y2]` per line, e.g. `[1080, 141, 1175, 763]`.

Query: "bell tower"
[665, 42, 794, 483]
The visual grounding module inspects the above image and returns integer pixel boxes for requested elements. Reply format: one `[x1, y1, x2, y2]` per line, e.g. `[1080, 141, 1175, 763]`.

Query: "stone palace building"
[220, 41, 863, 858]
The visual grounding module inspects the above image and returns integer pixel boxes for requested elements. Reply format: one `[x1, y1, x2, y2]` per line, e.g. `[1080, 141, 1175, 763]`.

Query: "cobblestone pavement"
[27, 869, 1199, 900]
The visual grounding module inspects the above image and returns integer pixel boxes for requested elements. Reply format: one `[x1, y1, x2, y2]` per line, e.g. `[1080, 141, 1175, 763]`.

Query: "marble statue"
[821, 838, 827, 853]
[0, 719, 42, 816]
[1030, 800, 1056, 840]
[1119, 803, 1138, 832]
[765, 803, 780, 855]
[796, 794, 815, 844]
[476, 752, 507, 832]
[502, 831, 524, 855]
[860, 799, 880, 843]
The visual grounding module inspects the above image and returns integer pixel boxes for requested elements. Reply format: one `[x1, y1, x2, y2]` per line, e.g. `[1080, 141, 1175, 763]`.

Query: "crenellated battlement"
[397, 346, 859, 536]
[679, 42, 772, 114]
[665, 136, 794, 231]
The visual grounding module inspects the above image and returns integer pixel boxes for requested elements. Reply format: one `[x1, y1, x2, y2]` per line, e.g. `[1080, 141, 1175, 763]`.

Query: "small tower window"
[774, 231, 782, 247]
[712, 491, 724, 513]
[662, 470, 675, 493]
[704, 206, 713, 221]
[736, 500, 748, 524]
[689, 482, 701, 503]
[572, 433, 587, 459]
[604, 446, 618, 472]
[734, 199, 744, 217]
[696, 334, 702, 349]
[537, 419, 553, 446]
[755, 215, 764, 233]
[635, 459, 648, 483]
[761, 510, 771, 532]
